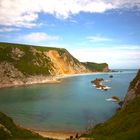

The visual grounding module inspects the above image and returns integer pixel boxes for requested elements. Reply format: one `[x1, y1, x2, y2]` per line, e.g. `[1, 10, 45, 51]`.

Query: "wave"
[106, 98, 117, 102]
[96, 86, 111, 90]
[104, 80, 111, 82]
[104, 86, 111, 89]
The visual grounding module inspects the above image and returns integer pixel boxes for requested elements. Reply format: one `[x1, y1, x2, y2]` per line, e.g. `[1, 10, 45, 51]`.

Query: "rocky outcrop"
[122, 69, 140, 108]
[91, 78, 104, 88]
[91, 78, 111, 91]
[11, 47, 25, 60]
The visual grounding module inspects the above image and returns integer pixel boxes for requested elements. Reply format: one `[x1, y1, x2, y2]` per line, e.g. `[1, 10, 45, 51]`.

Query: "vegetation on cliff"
[0, 42, 109, 76]
[0, 42, 71, 76]
[82, 62, 109, 72]
[129, 70, 140, 94]
[0, 42, 110, 88]
[81, 70, 140, 140]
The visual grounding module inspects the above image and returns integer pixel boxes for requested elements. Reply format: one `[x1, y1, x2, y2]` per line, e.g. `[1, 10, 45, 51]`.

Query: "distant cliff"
[81, 70, 140, 140]
[0, 42, 110, 88]
[82, 62, 110, 72]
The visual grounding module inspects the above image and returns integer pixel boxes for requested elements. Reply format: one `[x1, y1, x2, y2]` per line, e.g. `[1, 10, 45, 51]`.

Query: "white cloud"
[0, 0, 140, 28]
[69, 45, 140, 68]
[22, 32, 60, 42]
[69, 19, 78, 23]
[87, 35, 112, 42]
[0, 27, 20, 32]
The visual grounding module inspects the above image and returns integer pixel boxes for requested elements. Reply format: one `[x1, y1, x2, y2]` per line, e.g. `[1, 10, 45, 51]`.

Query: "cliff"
[0, 112, 51, 140]
[0, 42, 110, 88]
[82, 62, 110, 72]
[122, 70, 140, 107]
[81, 70, 140, 140]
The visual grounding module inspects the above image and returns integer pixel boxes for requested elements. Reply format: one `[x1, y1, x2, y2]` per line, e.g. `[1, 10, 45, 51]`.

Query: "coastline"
[32, 129, 79, 140]
[0, 75, 61, 89]
[56, 72, 108, 79]
[1, 70, 136, 89]
[0, 72, 109, 89]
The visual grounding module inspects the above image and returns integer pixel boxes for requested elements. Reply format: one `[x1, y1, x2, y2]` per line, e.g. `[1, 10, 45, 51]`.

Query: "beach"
[0, 72, 103, 89]
[33, 130, 78, 140]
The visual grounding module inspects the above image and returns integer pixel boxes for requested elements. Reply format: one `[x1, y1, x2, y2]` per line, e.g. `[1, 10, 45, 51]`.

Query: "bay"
[0, 70, 137, 132]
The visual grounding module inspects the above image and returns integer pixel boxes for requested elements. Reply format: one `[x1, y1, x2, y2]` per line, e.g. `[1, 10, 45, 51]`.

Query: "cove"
[0, 70, 137, 132]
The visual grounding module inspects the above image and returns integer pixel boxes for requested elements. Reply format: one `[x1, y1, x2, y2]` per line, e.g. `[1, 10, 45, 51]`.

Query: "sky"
[0, 0, 140, 69]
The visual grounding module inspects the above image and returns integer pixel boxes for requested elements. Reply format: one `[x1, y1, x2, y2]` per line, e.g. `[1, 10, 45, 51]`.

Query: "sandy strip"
[56, 72, 106, 79]
[33, 130, 78, 140]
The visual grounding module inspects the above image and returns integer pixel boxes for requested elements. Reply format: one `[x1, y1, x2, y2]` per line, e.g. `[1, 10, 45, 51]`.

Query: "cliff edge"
[82, 62, 110, 72]
[0, 42, 110, 88]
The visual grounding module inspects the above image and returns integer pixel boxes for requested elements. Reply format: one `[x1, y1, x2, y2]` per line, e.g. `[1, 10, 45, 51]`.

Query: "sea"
[0, 69, 138, 132]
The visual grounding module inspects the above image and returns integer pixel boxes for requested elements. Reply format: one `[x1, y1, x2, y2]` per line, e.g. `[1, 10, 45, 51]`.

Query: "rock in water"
[109, 75, 113, 78]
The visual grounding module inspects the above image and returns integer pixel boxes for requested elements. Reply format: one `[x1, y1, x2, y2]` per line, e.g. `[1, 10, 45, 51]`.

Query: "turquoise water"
[0, 70, 137, 132]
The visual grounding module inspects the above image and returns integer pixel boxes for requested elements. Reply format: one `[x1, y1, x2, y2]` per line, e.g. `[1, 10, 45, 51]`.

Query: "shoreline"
[56, 72, 109, 79]
[32, 129, 80, 140]
[0, 76, 61, 89]
[0, 72, 110, 89]
[1, 69, 130, 89]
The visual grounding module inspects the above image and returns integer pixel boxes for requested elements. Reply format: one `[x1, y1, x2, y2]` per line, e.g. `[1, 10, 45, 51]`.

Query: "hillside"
[0, 112, 52, 140]
[0, 42, 88, 76]
[81, 70, 140, 140]
[0, 42, 110, 88]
